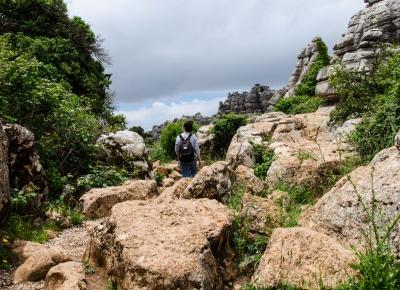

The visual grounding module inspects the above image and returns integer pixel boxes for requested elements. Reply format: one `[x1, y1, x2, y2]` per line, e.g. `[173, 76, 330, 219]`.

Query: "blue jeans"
[180, 161, 197, 177]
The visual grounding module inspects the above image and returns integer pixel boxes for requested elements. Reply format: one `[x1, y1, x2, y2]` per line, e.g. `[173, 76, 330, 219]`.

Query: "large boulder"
[227, 110, 356, 188]
[301, 146, 400, 256]
[0, 125, 9, 222]
[79, 179, 157, 219]
[85, 199, 232, 289]
[284, 37, 328, 97]
[156, 178, 192, 202]
[44, 261, 86, 290]
[316, 0, 400, 100]
[12, 241, 69, 283]
[96, 130, 150, 175]
[3, 123, 48, 215]
[183, 161, 235, 203]
[197, 124, 214, 156]
[252, 227, 357, 289]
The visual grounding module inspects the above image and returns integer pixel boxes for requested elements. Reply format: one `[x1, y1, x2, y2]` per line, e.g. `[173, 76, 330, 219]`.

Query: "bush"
[330, 47, 400, 162]
[294, 37, 330, 96]
[159, 120, 200, 160]
[211, 113, 248, 158]
[253, 143, 275, 180]
[275, 95, 323, 115]
[75, 165, 130, 195]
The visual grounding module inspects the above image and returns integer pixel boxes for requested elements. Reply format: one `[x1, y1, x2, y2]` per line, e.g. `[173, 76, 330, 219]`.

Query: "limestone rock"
[85, 199, 232, 289]
[79, 180, 157, 219]
[252, 227, 357, 289]
[44, 261, 86, 290]
[218, 84, 284, 115]
[301, 146, 400, 257]
[315, 65, 338, 100]
[285, 37, 328, 97]
[234, 165, 265, 195]
[395, 130, 400, 150]
[161, 177, 174, 187]
[12, 241, 69, 283]
[197, 124, 214, 156]
[3, 123, 48, 215]
[0, 125, 9, 223]
[183, 161, 234, 203]
[239, 193, 284, 236]
[169, 170, 182, 180]
[156, 178, 192, 202]
[96, 130, 150, 174]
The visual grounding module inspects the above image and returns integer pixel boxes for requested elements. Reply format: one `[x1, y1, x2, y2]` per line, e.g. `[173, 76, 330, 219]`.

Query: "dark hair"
[183, 120, 193, 132]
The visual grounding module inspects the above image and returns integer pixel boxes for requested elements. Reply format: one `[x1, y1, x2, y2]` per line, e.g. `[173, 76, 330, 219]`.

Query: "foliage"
[159, 120, 200, 160]
[294, 37, 330, 96]
[330, 47, 400, 162]
[10, 185, 38, 211]
[231, 216, 268, 270]
[47, 199, 85, 226]
[296, 150, 315, 164]
[83, 260, 96, 275]
[253, 143, 275, 180]
[148, 141, 174, 163]
[242, 285, 300, 290]
[75, 166, 130, 195]
[228, 185, 245, 211]
[275, 95, 323, 115]
[212, 113, 248, 158]
[0, 235, 12, 270]
[129, 126, 145, 137]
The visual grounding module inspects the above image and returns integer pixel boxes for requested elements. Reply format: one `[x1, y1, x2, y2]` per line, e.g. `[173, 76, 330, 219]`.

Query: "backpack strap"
[179, 134, 184, 141]
[186, 133, 193, 141]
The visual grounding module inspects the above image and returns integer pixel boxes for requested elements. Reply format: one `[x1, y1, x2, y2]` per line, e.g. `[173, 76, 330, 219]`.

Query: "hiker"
[175, 120, 201, 177]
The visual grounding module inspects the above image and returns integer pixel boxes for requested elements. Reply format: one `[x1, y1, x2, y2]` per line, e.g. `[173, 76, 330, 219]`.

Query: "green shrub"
[275, 95, 323, 115]
[294, 37, 330, 96]
[148, 141, 174, 164]
[228, 185, 245, 211]
[330, 47, 400, 162]
[212, 113, 248, 158]
[47, 200, 85, 226]
[159, 120, 200, 160]
[75, 166, 130, 195]
[253, 143, 275, 180]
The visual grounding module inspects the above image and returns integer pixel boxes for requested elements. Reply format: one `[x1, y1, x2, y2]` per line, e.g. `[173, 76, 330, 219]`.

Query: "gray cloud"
[67, 0, 364, 103]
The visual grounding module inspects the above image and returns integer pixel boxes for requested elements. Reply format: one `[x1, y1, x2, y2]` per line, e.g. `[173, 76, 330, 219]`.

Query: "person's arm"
[175, 135, 181, 160]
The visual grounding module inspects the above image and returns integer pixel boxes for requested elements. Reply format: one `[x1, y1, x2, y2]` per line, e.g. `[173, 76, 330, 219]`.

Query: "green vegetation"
[75, 166, 130, 196]
[158, 120, 200, 161]
[296, 150, 315, 164]
[330, 47, 400, 162]
[227, 185, 245, 211]
[252, 142, 275, 180]
[294, 38, 330, 96]
[275, 37, 329, 116]
[242, 285, 300, 290]
[275, 95, 323, 115]
[212, 113, 248, 158]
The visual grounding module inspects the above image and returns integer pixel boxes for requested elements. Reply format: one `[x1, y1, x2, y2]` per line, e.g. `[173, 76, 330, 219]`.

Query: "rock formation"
[3, 123, 48, 215]
[252, 227, 357, 289]
[284, 37, 327, 97]
[85, 199, 232, 289]
[96, 130, 151, 175]
[0, 125, 9, 223]
[226, 108, 357, 188]
[395, 130, 400, 150]
[44, 261, 86, 290]
[218, 84, 283, 116]
[79, 179, 157, 219]
[316, 0, 400, 100]
[301, 146, 400, 257]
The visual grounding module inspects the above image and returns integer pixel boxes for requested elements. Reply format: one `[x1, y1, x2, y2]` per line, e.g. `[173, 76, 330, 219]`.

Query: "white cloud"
[117, 98, 224, 130]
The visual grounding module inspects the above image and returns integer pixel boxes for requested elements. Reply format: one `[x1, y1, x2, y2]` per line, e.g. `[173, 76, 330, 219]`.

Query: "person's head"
[183, 120, 193, 132]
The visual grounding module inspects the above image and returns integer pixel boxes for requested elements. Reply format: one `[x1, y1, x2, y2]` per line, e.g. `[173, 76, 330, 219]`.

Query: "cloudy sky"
[67, 0, 364, 130]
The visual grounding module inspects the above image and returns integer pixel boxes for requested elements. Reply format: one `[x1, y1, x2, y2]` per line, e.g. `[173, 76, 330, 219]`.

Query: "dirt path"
[2, 220, 107, 290]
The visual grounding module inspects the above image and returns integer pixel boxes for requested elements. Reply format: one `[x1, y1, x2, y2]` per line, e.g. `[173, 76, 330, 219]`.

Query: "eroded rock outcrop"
[227, 109, 356, 188]
[79, 179, 157, 219]
[3, 123, 48, 214]
[234, 165, 265, 195]
[197, 124, 214, 156]
[85, 199, 232, 289]
[96, 130, 151, 175]
[285, 37, 327, 97]
[252, 227, 357, 289]
[44, 261, 86, 290]
[301, 146, 400, 257]
[12, 241, 69, 283]
[218, 84, 283, 115]
[0, 125, 9, 222]
[316, 0, 400, 100]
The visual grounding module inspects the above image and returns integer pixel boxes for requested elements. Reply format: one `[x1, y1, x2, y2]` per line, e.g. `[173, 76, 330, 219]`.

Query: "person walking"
[175, 120, 201, 177]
